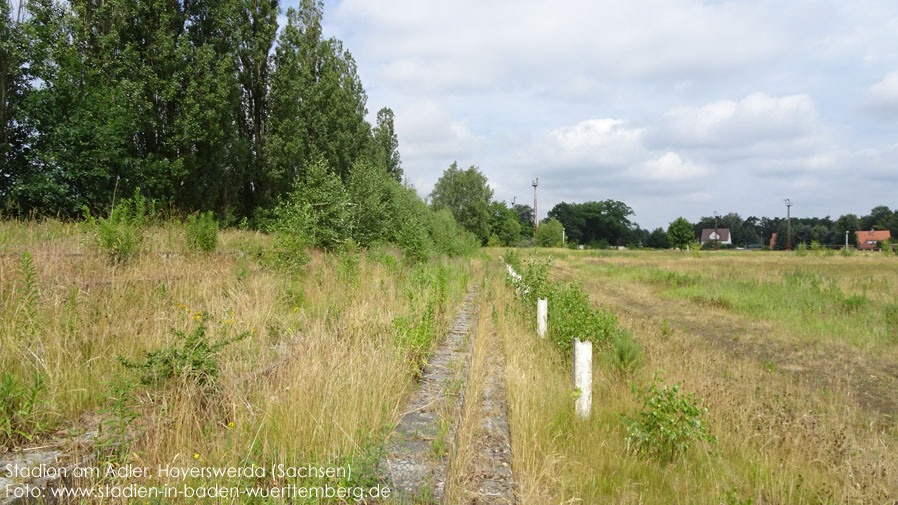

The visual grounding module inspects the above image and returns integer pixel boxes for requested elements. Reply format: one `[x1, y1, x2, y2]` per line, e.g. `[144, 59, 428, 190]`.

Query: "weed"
[609, 329, 643, 375]
[660, 318, 672, 337]
[622, 375, 715, 462]
[185, 211, 218, 252]
[14, 252, 40, 327]
[723, 488, 754, 505]
[840, 246, 854, 257]
[0, 371, 49, 448]
[118, 323, 247, 387]
[645, 268, 699, 287]
[96, 377, 142, 465]
[83, 188, 152, 263]
[762, 359, 775, 372]
[339, 248, 361, 282]
[840, 293, 867, 313]
[431, 416, 451, 457]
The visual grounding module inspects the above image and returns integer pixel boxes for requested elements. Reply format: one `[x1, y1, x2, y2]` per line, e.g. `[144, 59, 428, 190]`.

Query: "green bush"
[622, 375, 715, 461]
[185, 211, 218, 252]
[118, 323, 246, 387]
[519, 257, 553, 305]
[548, 282, 619, 352]
[269, 196, 313, 270]
[84, 189, 152, 264]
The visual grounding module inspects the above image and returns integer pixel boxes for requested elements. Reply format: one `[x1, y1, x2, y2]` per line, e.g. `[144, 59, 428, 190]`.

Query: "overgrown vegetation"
[185, 211, 219, 252]
[622, 375, 715, 461]
[82, 190, 152, 263]
[118, 323, 246, 387]
[0, 371, 50, 448]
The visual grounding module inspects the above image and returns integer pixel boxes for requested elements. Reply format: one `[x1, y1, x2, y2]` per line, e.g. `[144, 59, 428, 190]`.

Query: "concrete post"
[537, 298, 547, 338]
[573, 338, 592, 418]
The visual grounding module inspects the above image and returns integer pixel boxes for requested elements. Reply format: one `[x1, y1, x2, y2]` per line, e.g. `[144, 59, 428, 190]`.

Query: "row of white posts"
[506, 262, 592, 418]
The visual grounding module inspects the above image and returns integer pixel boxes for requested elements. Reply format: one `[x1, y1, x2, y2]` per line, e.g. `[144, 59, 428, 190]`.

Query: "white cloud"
[637, 153, 710, 182]
[660, 93, 819, 148]
[865, 71, 898, 118]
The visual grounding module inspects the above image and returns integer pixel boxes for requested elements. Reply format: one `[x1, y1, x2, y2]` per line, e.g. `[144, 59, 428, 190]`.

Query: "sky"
[288, 0, 898, 229]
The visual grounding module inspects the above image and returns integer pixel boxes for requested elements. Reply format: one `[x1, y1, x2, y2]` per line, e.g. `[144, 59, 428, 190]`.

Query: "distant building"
[856, 229, 891, 250]
[700, 228, 732, 246]
[769, 233, 777, 249]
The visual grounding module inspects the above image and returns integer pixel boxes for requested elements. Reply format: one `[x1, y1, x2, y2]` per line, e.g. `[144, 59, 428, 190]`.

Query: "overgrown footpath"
[0, 213, 474, 503]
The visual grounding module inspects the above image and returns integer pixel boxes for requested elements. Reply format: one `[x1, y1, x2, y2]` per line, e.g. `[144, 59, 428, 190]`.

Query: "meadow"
[494, 247, 898, 504]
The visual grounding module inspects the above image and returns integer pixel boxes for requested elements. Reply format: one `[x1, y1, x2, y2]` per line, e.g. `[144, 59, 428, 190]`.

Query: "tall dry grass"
[1, 220, 472, 497]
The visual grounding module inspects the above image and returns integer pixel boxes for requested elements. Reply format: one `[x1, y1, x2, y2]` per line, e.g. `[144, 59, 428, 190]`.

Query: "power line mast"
[784, 198, 793, 251]
[532, 177, 539, 236]
[714, 210, 719, 251]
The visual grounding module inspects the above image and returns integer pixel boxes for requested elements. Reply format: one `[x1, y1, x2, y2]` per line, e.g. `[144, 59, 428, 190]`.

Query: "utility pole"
[532, 178, 539, 236]
[845, 230, 849, 249]
[714, 211, 719, 251]
[784, 199, 792, 251]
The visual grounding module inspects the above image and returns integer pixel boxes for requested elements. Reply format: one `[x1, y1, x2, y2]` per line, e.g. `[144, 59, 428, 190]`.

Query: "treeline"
[0, 0, 401, 223]
[686, 206, 898, 249]
[530, 201, 898, 250]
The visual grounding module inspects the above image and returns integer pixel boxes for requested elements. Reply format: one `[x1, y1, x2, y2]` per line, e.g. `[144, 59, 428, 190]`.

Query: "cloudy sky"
[298, 0, 895, 229]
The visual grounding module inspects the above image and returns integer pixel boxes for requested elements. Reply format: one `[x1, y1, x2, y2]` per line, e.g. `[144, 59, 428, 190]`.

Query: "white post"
[537, 298, 547, 338]
[573, 338, 592, 418]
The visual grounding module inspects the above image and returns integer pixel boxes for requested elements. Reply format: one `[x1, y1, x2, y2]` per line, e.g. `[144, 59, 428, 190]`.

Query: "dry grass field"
[0, 220, 472, 500]
[492, 248, 898, 505]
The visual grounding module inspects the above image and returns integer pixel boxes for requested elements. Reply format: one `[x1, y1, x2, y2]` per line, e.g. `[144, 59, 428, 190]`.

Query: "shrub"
[84, 189, 152, 264]
[548, 282, 619, 352]
[519, 257, 553, 305]
[503, 249, 521, 271]
[796, 242, 808, 256]
[185, 211, 218, 252]
[269, 196, 312, 269]
[622, 375, 715, 461]
[118, 323, 246, 387]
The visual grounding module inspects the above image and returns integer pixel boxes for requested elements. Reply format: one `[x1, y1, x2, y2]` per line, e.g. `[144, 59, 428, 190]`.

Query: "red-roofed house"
[856, 230, 891, 250]
[701, 228, 732, 246]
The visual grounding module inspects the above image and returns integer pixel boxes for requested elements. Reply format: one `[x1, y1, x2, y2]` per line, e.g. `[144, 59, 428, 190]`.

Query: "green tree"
[535, 219, 564, 247]
[547, 200, 634, 246]
[646, 227, 670, 249]
[668, 217, 694, 249]
[513, 203, 534, 238]
[373, 107, 402, 181]
[235, 0, 279, 215]
[430, 162, 493, 244]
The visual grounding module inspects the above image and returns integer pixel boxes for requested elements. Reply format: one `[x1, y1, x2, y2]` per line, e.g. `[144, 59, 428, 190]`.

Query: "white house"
[700, 228, 732, 246]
